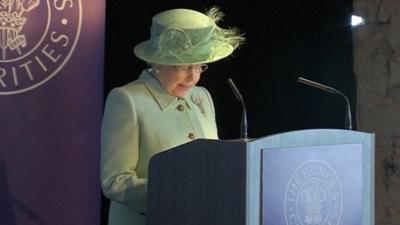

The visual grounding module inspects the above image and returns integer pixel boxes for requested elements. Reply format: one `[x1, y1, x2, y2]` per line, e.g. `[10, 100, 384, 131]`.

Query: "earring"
[153, 68, 160, 74]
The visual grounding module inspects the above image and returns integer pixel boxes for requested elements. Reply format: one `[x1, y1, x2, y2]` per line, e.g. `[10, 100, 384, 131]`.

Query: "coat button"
[188, 133, 195, 139]
[177, 104, 184, 112]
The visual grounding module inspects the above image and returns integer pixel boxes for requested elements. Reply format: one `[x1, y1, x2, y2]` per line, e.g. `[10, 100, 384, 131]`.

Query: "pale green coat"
[101, 69, 218, 225]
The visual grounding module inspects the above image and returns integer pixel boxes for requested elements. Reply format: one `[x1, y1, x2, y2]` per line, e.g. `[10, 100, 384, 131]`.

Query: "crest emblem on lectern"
[284, 160, 343, 225]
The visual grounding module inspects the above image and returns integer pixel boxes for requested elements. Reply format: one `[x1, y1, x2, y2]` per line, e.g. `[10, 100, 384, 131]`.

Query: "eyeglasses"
[174, 64, 208, 73]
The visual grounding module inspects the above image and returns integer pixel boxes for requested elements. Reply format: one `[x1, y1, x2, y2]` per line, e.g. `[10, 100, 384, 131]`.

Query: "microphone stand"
[298, 77, 353, 130]
[227, 78, 248, 140]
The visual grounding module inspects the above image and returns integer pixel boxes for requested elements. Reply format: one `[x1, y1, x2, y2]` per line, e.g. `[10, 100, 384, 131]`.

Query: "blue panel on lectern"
[261, 143, 362, 225]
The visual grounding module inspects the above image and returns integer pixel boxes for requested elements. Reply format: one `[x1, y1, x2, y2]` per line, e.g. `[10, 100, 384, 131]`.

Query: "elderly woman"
[100, 7, 244, 225]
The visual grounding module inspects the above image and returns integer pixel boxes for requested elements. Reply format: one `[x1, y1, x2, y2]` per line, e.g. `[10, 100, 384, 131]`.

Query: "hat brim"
[133, 40, 234, 65]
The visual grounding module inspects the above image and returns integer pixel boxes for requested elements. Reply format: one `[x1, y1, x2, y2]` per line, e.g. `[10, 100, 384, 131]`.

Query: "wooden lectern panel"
[147, 139, 247, 225]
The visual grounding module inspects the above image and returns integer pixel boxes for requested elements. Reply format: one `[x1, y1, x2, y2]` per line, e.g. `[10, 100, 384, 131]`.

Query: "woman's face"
[154, 64, 207, 97]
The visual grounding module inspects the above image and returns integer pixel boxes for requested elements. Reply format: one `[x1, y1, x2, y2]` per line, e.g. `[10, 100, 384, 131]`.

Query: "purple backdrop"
[0, 1, 104, 225]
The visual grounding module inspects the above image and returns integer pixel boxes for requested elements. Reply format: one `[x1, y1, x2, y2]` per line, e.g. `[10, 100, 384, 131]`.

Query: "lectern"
[147, 129, 374, 225]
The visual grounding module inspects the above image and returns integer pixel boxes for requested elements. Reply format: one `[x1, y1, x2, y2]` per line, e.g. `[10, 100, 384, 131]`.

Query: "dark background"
[103, 0, 354, 223]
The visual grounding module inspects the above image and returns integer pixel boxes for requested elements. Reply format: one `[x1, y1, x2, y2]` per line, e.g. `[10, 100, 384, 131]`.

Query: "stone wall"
[353, 0, 400, 224]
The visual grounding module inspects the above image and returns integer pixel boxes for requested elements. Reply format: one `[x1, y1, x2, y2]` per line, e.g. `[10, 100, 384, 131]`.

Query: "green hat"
[134, 7, 244, 65]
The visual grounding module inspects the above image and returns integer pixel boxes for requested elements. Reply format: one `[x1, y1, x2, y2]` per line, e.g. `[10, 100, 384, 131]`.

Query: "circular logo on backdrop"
[0, 0, 82, 95]
[284, 160, 342, 225]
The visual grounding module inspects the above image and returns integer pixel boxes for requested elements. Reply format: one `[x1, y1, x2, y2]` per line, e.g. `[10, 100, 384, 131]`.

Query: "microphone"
[298, 76, 353, 130]
[227, 78, 248, 139]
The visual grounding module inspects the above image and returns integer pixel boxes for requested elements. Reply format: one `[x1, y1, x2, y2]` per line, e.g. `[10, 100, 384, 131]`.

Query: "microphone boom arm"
[227, 78, 248, 139]
[298, 76, 353, 130]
